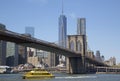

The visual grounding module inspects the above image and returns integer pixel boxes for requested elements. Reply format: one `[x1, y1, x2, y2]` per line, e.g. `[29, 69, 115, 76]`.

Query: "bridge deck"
[0, 29, 108, 66]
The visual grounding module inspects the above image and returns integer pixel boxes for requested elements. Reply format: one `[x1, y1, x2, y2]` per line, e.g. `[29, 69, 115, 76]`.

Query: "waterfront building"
[18, 45, 27, 64]
[109, 57, 116, 66]
[0, 40, 6, 65]
[27, 56, 40, 67]
[104, 57, 116, 66]
[77, 18, 86, 35]
[36, 50, 48, 66]
[6, 42, 27, 66]
[0, 24, 6, 65]
[36, 50, 57, 67]
[47, 52, 58, 67]
[6, 42, 17, 66]
[6, 42, 19, 66]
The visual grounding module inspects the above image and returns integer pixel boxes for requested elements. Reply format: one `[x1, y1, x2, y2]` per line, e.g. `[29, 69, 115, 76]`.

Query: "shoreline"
[96, 72, 120, 74]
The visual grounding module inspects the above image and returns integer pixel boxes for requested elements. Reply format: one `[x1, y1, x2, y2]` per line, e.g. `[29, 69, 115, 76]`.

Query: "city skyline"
[0, 0, 120, 63]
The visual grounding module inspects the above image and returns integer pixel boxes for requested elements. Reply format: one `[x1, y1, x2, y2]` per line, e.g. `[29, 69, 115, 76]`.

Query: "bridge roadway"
[0, 29, 108, 73]
[0, 29, 81, 57]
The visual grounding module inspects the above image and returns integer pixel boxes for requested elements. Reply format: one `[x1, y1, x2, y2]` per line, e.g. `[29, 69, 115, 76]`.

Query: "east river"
[0, 73, 120, 81]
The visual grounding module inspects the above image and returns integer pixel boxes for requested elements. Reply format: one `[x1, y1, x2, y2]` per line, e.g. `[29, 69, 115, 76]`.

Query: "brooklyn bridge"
[0, 26, 111, 74]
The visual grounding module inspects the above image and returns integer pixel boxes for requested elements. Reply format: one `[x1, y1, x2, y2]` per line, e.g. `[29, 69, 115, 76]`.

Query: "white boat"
[0, 66, 12, 74]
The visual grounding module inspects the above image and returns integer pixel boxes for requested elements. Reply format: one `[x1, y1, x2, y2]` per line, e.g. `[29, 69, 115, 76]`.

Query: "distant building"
[104, 57, 116, 66]
[47, 52, 58, 67]
[6, 42, 17, 66]
[6, 42, 19, 66]
[0, 40, 6, 65]
[109, 57, 116, 66]
[27, 57, 40, 67]
[101, 55, 105, 62]
[87, 50, 95, 59]
[28, 51, 57, 67]
[36, 50, 57, 67]
[36, 50, 48, 58]
[6, 41, 27, 66]
[0, 24, 6, 65]
[27, 47, 36, 57]
[77, 18, 86, 35]
[25, 27, 34, 37]
[95, 50, 102, 62]
[18, 45, 27, 64]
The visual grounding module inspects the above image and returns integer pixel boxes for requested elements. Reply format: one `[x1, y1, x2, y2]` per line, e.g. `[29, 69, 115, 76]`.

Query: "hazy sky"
[0, 0, 120, 63]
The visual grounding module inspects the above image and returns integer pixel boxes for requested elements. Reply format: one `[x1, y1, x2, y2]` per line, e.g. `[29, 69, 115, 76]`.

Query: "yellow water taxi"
[22, 68, 55, 79]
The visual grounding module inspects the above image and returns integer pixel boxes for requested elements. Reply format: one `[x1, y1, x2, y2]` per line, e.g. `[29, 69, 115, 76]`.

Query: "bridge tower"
[67, 35, 87, 73]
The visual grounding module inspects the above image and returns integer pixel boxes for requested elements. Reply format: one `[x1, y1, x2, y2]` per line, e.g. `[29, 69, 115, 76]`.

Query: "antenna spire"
[62, 0, 64, 14]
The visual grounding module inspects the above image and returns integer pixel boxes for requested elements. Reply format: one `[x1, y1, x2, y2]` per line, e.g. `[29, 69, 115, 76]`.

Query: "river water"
[0, 73, 120, 81]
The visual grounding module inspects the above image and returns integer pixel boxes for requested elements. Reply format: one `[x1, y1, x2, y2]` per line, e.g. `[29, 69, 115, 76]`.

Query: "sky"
[0, 0, 120, 63]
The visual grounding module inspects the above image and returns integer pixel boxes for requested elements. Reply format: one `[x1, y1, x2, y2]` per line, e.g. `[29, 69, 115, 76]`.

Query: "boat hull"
[22, 68, 55, 79]
[23, 75, 55, 79]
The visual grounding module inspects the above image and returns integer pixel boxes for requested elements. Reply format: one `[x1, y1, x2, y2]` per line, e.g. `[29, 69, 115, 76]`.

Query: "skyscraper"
[58, 0, 67, 65]
[77, 18, 86, 35]
[59, 15, 67, 48]
[58, 0, 67, 48]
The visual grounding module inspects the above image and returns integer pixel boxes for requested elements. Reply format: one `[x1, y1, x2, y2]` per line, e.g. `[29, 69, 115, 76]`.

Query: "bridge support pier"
[67, 57, 86, 74]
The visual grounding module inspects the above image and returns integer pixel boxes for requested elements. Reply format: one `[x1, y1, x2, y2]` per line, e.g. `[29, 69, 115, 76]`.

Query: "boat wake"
[55, 76, 97, 79]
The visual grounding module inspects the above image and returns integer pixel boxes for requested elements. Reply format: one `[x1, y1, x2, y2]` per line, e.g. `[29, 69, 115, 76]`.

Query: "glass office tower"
[77, 18, 86, 35]
[58, 15, 67, 48]
[58, 13, 67, 66]
[58, 0, 67, 65]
